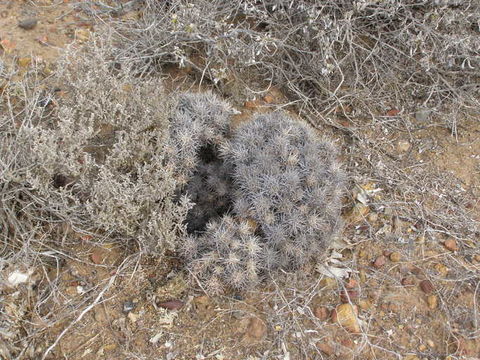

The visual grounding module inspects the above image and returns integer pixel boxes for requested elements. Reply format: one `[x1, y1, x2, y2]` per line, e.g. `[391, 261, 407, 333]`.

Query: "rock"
[127, 312, 139, 323]
[317, 342, 334, 356]
[396, 140, 411, 153]
[158, 300, 184, 310]
[263, 94, 275, 104]
[346, 279, 358, 289]
[373, 255, 387, 269]
[359, 269, 367, 283]
[419, 280, 435, 294]
[18, 18, 38, 30]
[320, 277, 336, 289]
[389, 252, 402, 262]
[367, 213, 378, 223]
[401, 277, 416, 286]
[90, 249, 103, 264]
[426, 295, 438, 309]
[434, 263, 448, 277]
[415, 236, 425, 244]
[243, 317, 267, 342]
[358, 299, 371, 310]
[340, 290, 359, 303]
[415, 109, 430, 122]
[123, 300, 136, 313]
[332, 304, 360, 333]
[443, 238, 458, 252]
[313, 306, 329, 321]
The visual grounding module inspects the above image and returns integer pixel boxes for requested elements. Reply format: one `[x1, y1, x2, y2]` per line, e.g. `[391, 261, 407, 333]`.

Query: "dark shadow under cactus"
[184, 144, 234, 234]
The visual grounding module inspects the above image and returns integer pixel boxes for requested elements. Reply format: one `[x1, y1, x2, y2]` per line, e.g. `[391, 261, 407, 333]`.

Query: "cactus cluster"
[176, 99, 345, 294]
[181, 216, 263, 294]
[224, 112, 345, 271]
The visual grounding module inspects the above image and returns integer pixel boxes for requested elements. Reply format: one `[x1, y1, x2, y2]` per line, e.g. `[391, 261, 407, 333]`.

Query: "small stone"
[389, 252, 402, 262]
[340, 290, 359, 303]
[358, 299, 371, 310]
[415, 236, 426, 244]
[313, 306, 329, 321]
[158, 299, 184, 310]
[123, 300, 136, 313]
[401, 277, 416, 286]
[359, 269, 367, 283]
[103, 344, 117, 352]
[346, 278, 358, 289]
[75, 29, 90, 42]
[427, 339, 435, 348]
[443, 238, 458, 252]
[127, 312, 139, 323]
[317, 342, 334, 356]
[90, 249, 103, 264]
[244, 317, 266, 341]
[426, 295, 438, 309]
[373, 255, 387, 269]
[320, 277, 336, 289]
[383, 250, 393, 257]
[474, 254, 480, 262]
[18, 18, 38, 30]
[332, 304, 360, 333]
[415, 109, 430, 122]
[263, 94, 274, 104]
[419, 280, 435, 294]
[396, 140, 411, 153]
[434, 263, 448, 277]
[367, 213, 378, 223]
[18, 57, 32, 68]
[418, 344, 427, 351]
[244, 100, 257, 109]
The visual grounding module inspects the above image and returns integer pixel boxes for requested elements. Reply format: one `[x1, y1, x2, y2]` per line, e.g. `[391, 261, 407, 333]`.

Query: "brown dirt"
[1, 1, 479, 360]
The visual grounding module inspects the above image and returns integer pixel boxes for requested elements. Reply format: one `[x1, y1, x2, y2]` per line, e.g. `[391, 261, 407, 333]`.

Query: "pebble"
[443, 238, 458, 252]
[373, 255, 387, 269]
[426, 295, 438, 309]
[90, 249, 103, 264]
[263, 94, 274, 104]
[401, 277, 416, 286]
[332, 304, 360, 333]
[396, 140, 411, 153]
[419, 280, 435, 294]
[358, 299, 371, 310]
[340, 290, 359, 303]
[359, 270, 367, 283]
[313, 306, 329, 321]
[158, 299, 184, 310]
[123, 300, 136, 313]
[127, 312, 139, 323]
[415, 109, 430, 122]
[367, 213, 378, 223]
[18, 18, 38, 30]
[244, 317, 267, 341]
[389, 252, 402, 262]
[317, 342, 334, 356]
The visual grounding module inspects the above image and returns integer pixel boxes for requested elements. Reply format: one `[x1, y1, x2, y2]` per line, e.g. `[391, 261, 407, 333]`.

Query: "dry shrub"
[106, 0, 479, 129]
[0, 35, 191, 257]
